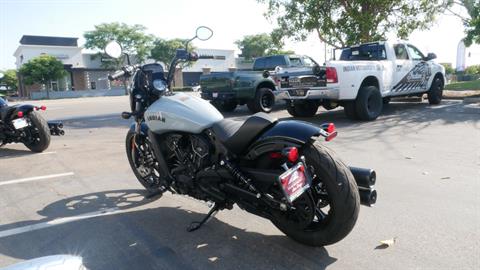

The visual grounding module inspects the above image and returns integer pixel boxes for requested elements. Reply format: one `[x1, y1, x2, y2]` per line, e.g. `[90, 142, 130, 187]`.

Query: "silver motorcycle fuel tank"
[144, 92, 223, 134]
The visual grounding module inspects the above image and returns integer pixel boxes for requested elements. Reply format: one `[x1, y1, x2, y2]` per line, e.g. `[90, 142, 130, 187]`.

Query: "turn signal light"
[17, 111, 24, 118]
[40, 105, 47, 111]
[326, 123, 335, 133]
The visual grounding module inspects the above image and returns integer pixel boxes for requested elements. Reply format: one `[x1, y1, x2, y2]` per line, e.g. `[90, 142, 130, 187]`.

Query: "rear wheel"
[343, 101, 358, 120]
[427, 77, 443, 105]
[287, 101, 319, 117]
[126, 131, 164, 192]
[355, 86, 383, 121]
[24, 111, 51, 153]
[322, 100, 338, 111]
[247, 87, 275, 113]
[271, 142, 360, 246]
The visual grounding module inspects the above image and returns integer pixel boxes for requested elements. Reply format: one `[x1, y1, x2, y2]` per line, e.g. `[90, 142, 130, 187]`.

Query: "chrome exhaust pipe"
[359, 188, 377, 206]
[349, 166, 376, 188]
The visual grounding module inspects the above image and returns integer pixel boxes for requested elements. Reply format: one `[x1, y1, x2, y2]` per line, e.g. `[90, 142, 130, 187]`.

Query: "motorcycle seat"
[212, 112, 277, 154]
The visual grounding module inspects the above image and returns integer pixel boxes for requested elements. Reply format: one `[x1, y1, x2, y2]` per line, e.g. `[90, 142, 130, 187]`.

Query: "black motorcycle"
[0, 73, 64, 152]
[105, 27, 377, 246]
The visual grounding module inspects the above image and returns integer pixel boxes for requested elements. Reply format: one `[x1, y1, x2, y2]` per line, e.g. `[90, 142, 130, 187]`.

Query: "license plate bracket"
[12, 118, 29, 130]
[278, 162, 311, 203]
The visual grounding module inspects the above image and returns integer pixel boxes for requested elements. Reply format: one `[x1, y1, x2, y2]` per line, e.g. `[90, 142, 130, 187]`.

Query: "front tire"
[126, 131, 164, 192]
[271, 142, 360, 246]
[427, 77, 443, 105]
[355, 86, 383, 121]
[247, 87, 275, 113]
[24, 111, 51, 153]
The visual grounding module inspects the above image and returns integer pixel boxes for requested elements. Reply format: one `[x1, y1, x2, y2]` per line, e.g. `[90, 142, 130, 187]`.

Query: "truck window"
[394, 44, 409, 60]
[340, 44, 387, 61]
[253, 58, 266, 70]
[265, 56, 287, 70]
[289, 57, 302, 67]
[302, 56, 316, 67]
[406, 45, 425, 61]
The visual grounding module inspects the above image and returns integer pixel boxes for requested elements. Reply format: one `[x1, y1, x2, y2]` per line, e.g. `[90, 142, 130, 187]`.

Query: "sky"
[1, 0, 479, 70]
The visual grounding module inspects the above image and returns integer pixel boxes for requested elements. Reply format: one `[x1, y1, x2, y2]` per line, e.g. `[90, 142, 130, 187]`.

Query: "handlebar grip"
[108, 69, 126, 81]
[198, 55, 214, 59]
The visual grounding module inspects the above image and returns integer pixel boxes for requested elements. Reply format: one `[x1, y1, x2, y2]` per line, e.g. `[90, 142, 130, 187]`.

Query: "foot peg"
[187, 204, 219, 232]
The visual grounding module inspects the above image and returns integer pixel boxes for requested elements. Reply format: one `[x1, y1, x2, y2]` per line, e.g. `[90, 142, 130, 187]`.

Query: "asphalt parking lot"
[0, 95, 479, 270]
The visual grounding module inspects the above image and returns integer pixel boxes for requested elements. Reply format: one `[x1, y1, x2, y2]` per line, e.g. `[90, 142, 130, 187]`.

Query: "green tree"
[19, 55, 66, 98]
[150, 38, 195, 69]
[447, 0, 480, 46]
[1, 69, 18, 91]
[235, 33, 293, 59]
[441, 63, 455, 75]
[464, 64, 480, 75]
[84, 22, 154, 68]
[259, 0, 450, 48]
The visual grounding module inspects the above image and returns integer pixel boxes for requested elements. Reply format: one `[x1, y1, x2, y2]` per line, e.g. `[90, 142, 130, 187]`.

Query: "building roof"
[20, 35, 78, 47]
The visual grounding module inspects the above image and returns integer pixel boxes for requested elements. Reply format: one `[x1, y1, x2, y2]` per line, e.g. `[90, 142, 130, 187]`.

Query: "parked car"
[275, 41, 446, 120]
[199, 54, 319, 113]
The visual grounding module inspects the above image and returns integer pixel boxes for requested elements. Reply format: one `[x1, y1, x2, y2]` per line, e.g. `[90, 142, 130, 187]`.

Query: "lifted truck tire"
[247, 87, 275, 113]
[427, 77, 443, 105]
[355, 86, 383, 121]
[287, 101, 319, 117]
[211, 100, 237, 112]
[343, 101, 359, 120]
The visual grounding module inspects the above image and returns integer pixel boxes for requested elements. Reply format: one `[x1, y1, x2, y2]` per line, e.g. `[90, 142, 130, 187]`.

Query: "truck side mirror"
[425, 53, 437, 61]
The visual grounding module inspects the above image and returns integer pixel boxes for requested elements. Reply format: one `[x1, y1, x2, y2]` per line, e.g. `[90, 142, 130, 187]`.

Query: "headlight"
[153, 79, 167, 92]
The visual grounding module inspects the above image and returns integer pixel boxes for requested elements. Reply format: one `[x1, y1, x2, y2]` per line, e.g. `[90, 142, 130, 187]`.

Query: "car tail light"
[326, 67, 338, 83]
[17, 111, 24, 117]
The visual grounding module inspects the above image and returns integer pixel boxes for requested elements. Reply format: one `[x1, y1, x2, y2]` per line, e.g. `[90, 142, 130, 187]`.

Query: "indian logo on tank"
[145, 112, 166, 122]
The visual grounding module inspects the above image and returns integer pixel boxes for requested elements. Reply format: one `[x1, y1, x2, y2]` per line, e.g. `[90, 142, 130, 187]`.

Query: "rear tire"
[211, 100, 237, 112]
[247, 87, 275, 113]
[322, 100, 338, 111]
[355, 86, 383, 121]
[287, 101, 318, 117]
[24, 111, 51, 153]
[271, 142, 360, 246]
[427, 77, 443, 105]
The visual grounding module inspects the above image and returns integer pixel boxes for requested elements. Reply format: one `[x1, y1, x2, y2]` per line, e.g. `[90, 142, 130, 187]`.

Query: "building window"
[90, 81, 96, 90]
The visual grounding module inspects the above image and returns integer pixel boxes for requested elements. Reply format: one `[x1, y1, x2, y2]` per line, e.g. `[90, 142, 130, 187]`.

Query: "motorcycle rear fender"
[244, 120, 321, 160]
[9, 104, 35, 120]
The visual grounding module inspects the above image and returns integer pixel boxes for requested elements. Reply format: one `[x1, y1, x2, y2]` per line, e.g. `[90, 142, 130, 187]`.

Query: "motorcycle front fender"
[244, 120, 321, 160]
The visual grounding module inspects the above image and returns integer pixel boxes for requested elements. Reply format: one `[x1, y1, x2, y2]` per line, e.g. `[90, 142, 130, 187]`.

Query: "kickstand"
[187, 204, 219, 232]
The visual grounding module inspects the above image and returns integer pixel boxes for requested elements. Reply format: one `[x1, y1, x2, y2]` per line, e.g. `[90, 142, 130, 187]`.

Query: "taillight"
[326, 123, 335, 133]
[40, 105, 47, 111]
[285, 147, 299, 163]
[17, 111, 24, 118]
[326, 67, 338, 83]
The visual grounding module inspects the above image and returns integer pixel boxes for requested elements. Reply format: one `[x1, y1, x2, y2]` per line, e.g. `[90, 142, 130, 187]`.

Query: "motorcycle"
[0, 73, 64, 152]
[105, 26, 377, 246]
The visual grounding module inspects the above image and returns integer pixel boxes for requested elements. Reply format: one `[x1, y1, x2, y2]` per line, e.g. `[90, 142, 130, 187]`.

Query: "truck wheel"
[427, 77, 443, 105]
[287, 101, 318, 117]
[247, 88, 275, 113]
[355, 86, 383, 121]
[322, 100, 338, 111]
[343, 101, 358, 120]
[211, 100, 237, 112]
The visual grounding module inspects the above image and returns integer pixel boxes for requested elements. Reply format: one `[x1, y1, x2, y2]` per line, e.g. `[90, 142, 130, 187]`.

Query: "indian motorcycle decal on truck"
[392, 62, 432, 93]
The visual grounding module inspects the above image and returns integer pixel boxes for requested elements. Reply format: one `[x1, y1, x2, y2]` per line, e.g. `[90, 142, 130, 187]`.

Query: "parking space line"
[0, 172, 75, 186]
[0, 207, 121, 238]
[0, 151, 57, 158]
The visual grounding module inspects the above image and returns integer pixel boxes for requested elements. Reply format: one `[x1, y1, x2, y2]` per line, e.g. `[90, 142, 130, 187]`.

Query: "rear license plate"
[212, 92, 218, 98]
[12, 118, 29, 129]
[278, 162, 311, 203]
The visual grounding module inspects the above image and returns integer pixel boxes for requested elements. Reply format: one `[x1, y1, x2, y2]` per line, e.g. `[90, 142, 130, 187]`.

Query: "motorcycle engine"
[165, 134, 210, 196]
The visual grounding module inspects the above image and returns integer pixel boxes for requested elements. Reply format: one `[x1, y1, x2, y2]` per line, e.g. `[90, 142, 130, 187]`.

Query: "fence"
[30, 89, 126, 100]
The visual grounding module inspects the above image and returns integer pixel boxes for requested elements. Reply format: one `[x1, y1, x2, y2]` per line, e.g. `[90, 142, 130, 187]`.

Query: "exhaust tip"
[359, 189, 377, 207]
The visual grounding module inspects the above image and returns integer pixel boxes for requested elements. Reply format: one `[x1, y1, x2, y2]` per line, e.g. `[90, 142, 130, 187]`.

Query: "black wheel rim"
[261, 93, 274, 110]
[130, 136, 161, 188]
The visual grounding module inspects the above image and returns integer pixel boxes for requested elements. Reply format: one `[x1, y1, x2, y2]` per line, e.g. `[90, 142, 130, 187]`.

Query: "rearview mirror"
[105, 41, 123, 59]
[196, 26, 213, 41]
[425, 53, 437, 61]
[0, 72, 4, 80]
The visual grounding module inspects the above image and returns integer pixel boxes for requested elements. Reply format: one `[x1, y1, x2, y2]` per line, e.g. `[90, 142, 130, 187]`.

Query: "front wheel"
[126, 131, 164, 192]
[24, 111, 51, 152]
[427, 77, 443, 105]
[271, 142, 360, 246]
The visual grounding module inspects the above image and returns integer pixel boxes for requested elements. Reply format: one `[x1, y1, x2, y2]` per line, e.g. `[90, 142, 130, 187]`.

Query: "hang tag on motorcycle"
[278, 162, 311, 203]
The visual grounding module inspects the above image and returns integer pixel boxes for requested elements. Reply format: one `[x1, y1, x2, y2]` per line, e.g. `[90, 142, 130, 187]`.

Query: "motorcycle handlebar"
[108, 65, 140, 81]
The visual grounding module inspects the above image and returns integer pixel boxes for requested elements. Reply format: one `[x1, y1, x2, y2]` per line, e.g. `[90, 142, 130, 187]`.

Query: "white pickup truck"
[274, 41, 446, 120]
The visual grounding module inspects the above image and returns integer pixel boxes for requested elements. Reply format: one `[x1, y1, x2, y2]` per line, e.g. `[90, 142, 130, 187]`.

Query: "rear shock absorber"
[220, 159, 260, 198]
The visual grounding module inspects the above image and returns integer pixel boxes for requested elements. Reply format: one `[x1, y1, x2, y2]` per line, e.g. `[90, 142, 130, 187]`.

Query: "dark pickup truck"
[200, 54, 319, 113]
